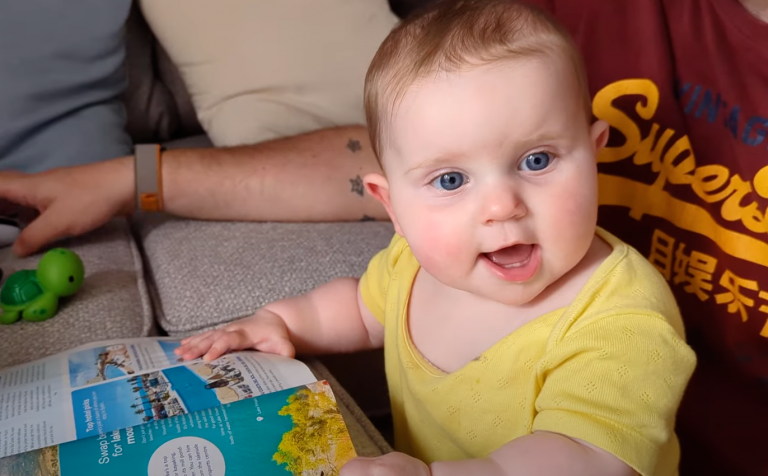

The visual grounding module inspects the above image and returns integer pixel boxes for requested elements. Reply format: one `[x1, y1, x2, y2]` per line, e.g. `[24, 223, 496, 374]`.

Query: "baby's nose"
[482, 187, 527, 224]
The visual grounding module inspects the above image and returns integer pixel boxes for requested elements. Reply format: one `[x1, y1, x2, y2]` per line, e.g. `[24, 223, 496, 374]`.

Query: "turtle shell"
[1, 270, 42, 306]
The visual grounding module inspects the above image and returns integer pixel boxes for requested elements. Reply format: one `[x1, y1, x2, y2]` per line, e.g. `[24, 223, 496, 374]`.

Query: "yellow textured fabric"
[359, 228, 697, 476]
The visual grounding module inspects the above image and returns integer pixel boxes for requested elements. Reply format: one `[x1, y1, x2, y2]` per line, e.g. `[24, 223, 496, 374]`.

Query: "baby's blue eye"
[519, 152, 552, 171]
[432, 172, 465, 191]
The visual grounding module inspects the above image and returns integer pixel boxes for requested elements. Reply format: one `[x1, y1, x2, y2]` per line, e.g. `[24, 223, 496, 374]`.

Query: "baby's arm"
[264, 277, 384, 355]
[429, 433, 636, 476]
[177, 277, 384, 361]
[342, 434, 635, 476]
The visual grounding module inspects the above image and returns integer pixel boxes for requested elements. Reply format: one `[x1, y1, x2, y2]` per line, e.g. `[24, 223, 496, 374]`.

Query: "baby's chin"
[478, 284, 551, 307]
[445, 277, 552, 307]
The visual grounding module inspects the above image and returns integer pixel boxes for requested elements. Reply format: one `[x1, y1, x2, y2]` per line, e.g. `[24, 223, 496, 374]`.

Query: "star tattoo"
[350, 175, 365, 196]
[347, 139, 362, 153]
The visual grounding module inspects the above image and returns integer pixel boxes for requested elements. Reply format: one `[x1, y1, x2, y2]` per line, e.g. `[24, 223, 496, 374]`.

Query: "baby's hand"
[174, 308, 296, 361]
[340, 452, 431, 476]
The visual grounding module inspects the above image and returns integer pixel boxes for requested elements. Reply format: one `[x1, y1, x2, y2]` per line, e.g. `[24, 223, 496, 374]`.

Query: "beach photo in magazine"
[70, 353, 300, 439]
[0, 337, 318, 459]
[67, 341, 184, 388]
[0, 381, 356, 476]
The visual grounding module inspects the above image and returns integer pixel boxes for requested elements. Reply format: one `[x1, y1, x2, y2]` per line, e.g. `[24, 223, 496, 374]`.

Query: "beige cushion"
[0, 219, 154, 369]
[138, 0, 399, 147]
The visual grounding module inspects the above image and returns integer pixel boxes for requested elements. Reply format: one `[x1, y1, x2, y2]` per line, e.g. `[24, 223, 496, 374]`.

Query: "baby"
[176, 1, 696, 475]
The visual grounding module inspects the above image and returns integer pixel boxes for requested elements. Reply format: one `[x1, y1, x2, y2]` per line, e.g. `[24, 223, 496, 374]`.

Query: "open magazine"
[0, 337, 357, 475]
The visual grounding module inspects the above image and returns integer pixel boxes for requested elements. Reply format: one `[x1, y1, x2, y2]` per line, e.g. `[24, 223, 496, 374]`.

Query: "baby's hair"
[364, 0, 591, 162]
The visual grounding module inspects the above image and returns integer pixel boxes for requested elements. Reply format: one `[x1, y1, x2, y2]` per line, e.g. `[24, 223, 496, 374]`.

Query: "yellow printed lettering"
[656, 135, 696, 187]
[754, 165, 768, 199]
[593, 79, 659, 163]
[594, 78, 768, 254]
[653, 230, 767, 338]
[691, 165, 731, 202]
[714, 270, 758, 322]
[599, 174, 768, 267]
[720, 176, 768, 234]
[648, 229, 676, 280]
[633, 122, 674, 170]
[758, 291, 768, 338]
[673, 244, 717, 302]
[637, 135, 697, 221]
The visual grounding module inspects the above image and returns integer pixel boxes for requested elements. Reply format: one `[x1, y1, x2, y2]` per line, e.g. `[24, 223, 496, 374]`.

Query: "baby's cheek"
[543, 179, 598, 262]
[542, 171, 596, 222]
[408, 216, 470, 273]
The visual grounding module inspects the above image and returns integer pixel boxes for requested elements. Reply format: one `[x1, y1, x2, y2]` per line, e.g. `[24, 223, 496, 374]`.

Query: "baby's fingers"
[179, 331, 214, 348]
[176, 332, 219, 360]
[203, 331, 252, 362]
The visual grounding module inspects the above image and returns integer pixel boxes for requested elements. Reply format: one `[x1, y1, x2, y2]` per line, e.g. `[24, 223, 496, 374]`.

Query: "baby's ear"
[591, 120, 610, 152]
[363, 174, 403, 235]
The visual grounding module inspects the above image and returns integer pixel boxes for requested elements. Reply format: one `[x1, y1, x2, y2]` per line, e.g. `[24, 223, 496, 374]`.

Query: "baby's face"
[378, 56, 607, 306]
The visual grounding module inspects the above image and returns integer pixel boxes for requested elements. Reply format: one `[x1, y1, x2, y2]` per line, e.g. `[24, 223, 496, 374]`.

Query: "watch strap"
[134, 144, 164, 212]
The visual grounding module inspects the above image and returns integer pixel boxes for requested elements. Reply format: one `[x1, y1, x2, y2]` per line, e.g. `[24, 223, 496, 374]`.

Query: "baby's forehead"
[380, 55, 583, 162]
[395, 54, 576, 118]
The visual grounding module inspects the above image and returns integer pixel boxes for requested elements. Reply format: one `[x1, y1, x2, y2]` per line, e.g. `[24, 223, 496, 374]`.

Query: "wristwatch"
[134, 144, 164, 212]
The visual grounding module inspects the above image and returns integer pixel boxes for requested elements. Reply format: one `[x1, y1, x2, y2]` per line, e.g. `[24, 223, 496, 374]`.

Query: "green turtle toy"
[0, 248, 85, 324]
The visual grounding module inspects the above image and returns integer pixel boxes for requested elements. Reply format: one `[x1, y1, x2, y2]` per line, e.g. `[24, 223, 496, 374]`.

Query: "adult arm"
[0, 125, 387, 256]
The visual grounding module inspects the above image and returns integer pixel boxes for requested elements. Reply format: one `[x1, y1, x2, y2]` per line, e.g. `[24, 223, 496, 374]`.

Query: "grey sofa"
[0, 2, 400, 456]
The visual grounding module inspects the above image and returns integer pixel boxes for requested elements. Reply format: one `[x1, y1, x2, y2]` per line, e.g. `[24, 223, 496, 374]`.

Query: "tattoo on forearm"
[350, 175, 365, 197]
[361, 215, 376, 222]
[347, 139, 362, 153]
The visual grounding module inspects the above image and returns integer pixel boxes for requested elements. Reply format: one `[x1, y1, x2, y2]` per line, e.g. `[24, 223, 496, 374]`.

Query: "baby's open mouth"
[483, 244, 534, 268]
[481, 243, 540, 282]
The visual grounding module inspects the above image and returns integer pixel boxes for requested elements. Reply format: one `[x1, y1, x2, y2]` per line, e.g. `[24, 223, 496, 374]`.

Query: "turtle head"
[37, 248, 85, 297]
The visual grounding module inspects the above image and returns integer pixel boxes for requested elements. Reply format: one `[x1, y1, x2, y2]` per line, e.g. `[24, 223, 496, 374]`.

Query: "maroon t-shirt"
[526, 0, 768, 474]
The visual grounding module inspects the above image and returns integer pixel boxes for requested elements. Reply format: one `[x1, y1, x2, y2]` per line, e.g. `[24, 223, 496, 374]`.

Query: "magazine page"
[0, 381, 356, 476]
[0, 352, 67, 459]
[0, 337, 186, 459]
[0, 337, 316, 459]
[68, 349, 317, 440]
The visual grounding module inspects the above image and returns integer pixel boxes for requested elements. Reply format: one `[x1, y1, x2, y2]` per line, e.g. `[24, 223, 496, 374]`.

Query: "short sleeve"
[359, 234, 409, 325]
[533, 313, 697, 476]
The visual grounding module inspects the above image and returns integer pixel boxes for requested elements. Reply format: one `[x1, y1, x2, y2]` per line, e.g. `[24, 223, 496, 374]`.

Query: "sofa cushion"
[138, 0, 399, 148]
[0, 0, 133, 173]
[0, 219, 154, 369]
[133, 216, 395, 335]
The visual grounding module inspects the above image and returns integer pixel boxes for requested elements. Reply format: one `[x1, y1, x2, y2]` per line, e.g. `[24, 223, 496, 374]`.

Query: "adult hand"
[0, 157, 134, 257]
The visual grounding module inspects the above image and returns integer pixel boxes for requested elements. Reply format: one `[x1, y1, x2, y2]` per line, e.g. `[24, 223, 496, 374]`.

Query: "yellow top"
[359, 228, 696, 476]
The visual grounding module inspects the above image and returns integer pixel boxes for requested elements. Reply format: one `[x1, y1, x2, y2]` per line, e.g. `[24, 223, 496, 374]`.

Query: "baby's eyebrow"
[406, 153, 463, 175]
